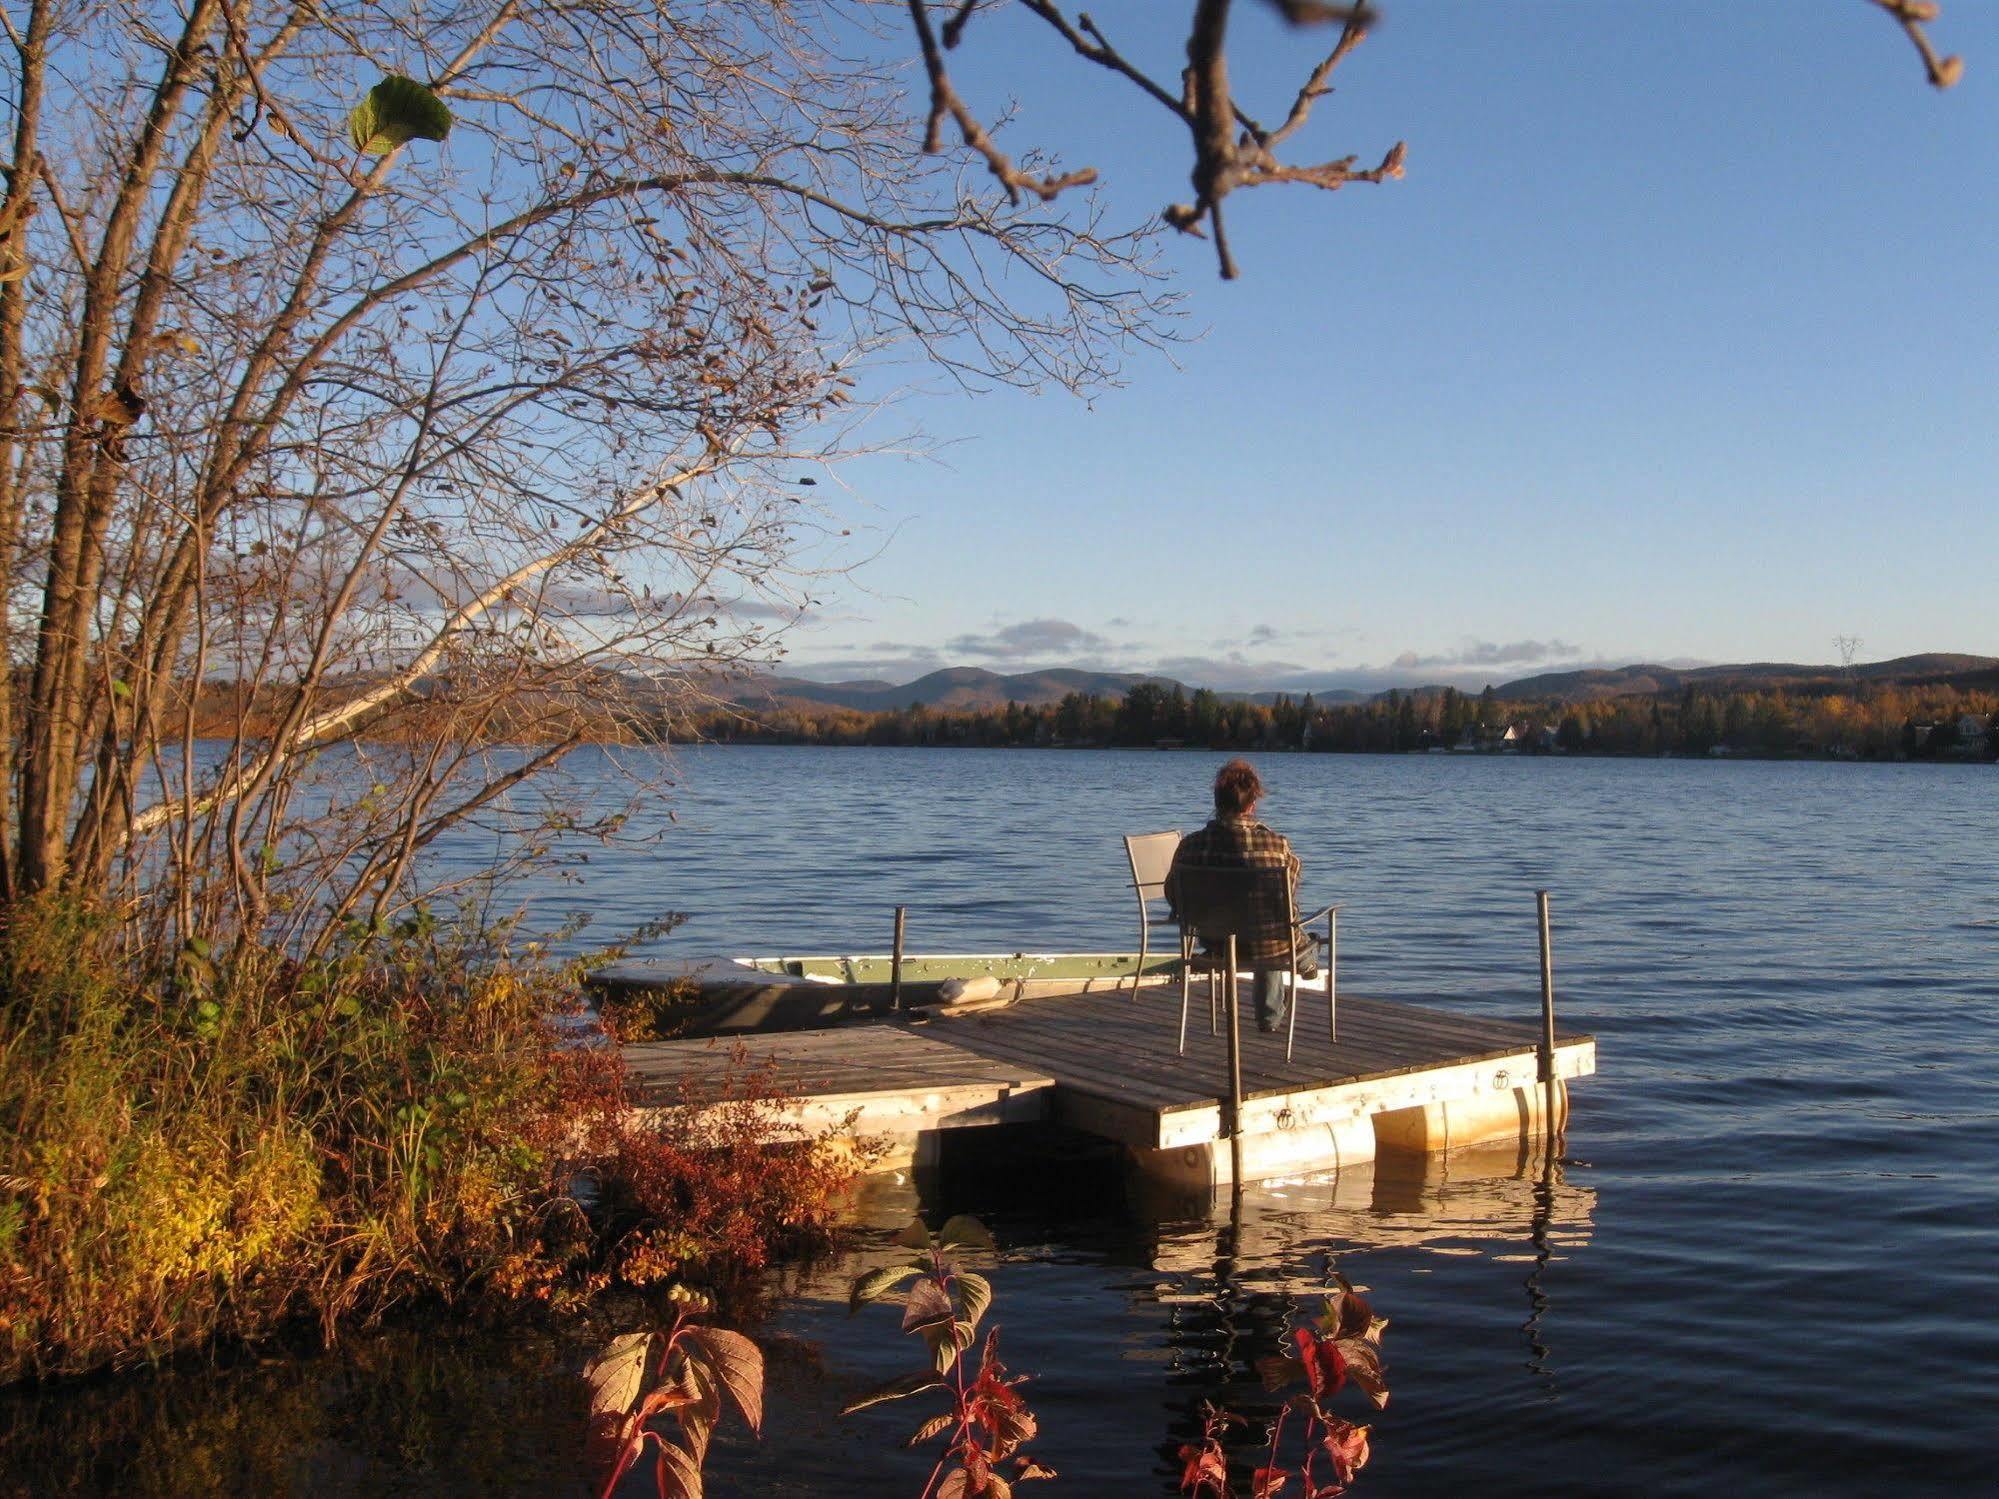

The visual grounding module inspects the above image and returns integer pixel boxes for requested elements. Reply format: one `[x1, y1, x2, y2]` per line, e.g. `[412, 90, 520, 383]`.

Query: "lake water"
[7, 747, 1995, 1496]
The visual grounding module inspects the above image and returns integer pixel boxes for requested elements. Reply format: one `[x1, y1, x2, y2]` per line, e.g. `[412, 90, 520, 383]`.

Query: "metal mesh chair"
[1166, 861, 1339, 1062]
[1122, 830, 1182, 995]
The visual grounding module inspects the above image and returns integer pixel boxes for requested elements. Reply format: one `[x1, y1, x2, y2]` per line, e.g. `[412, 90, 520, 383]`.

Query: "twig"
[904, 0, 1097, 204]
[1010, 0, 1399, 278]
[1869, 0, 1964, 88]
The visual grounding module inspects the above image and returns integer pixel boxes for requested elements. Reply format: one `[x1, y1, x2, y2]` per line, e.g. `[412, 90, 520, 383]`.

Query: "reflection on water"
[0, 1137, 1592, 1497]
[11, 748, 1997, 1494]
[0, 1322, 590, 1499]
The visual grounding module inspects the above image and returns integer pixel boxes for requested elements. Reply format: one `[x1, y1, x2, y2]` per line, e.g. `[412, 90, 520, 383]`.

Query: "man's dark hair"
[1213, 758, 1264, 817]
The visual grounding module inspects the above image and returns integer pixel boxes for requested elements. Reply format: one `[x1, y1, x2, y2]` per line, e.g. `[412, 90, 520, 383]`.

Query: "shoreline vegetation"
[187, 677, 1999, 763]
[688, 681, 1999, 762]
[0, 899, 861, 1387]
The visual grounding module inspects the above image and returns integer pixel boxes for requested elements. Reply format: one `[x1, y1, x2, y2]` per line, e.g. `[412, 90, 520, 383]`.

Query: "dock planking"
[621, 1024, 1056, 1153]
[621, 983, 1595, 1178]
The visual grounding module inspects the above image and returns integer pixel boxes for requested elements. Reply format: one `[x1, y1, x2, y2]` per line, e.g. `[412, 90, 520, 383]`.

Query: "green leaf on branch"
[348, 75, 453, 155]
[956, 1271, 992, 1328]
[849, 1261, 922, 1313]
[841, 1370, 944, 1414]
[905, 1411, 955, 1448]
[937, 1214, 995, 1252]
[891, 1216, 933, 1250]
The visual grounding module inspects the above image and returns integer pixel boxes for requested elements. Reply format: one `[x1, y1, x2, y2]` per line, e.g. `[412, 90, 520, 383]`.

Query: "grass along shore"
[0, 898, 858, 1385]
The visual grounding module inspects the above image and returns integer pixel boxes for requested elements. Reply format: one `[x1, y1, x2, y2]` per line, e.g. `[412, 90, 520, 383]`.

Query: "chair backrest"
[1124, 831, 1182, 904]
[1168, 861, 1292, 940]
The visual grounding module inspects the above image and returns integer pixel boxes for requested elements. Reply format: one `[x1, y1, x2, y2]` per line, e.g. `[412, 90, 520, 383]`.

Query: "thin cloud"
[1151, 653, 1311, 690]
[1390, 638, 1583, 670]
[945, 617, 1114, 660]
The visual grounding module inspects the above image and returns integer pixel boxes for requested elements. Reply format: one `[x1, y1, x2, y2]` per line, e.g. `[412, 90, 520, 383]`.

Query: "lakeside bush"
[0, 900, 858, 1384]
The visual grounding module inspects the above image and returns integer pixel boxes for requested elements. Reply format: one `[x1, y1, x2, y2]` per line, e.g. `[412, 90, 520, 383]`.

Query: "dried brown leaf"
[686, 1327, 764, 1434]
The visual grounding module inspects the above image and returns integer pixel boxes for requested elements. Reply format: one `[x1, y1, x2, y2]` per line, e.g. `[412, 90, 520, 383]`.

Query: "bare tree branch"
[1869, 0, 1964, 88]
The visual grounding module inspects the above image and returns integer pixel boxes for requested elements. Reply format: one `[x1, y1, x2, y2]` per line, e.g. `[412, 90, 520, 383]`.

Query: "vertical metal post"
[1326, 908, 1339, 1045]
[1535, 889, 1559, 1137]
[891, 905, 907, 1012]
[1224, 934, 1245, 1187]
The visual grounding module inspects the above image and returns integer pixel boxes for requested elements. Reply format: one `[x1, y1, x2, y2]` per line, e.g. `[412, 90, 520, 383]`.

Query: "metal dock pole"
[1224, 934, 1245, 1186]
[891, 905, 907, 1012]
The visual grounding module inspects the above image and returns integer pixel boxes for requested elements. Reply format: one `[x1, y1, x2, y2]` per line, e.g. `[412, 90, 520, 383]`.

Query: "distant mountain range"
[726, 654, 1999, 715]
[1491, 653, 1999, 702]
[731, 667, 1176, 715]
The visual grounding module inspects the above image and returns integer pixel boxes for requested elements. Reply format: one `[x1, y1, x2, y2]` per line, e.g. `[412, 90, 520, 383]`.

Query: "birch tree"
[0, 0, 1171, 945]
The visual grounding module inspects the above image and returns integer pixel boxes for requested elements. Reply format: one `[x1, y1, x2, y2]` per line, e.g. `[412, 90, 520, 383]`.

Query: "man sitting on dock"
[1167, 758, 1316, 1034]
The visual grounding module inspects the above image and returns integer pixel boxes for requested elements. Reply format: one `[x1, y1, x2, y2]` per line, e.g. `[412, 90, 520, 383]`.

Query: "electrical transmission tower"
[1834, 635, 1863, 686]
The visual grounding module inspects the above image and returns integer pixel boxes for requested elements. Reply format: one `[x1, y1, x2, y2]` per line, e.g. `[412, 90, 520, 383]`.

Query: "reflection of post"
[1535, 889, 1558, 1141]
[1211, 1175, 1247, 1372]
[1525, 891, 1563, 1385]
[1522, 1146, 1557, 1385]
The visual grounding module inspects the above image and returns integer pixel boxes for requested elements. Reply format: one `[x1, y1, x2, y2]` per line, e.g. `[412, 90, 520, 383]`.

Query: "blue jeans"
[1253, 968, 1288, 1032]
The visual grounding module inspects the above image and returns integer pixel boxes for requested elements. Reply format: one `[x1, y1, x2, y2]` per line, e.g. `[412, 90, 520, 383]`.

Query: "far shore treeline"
[692, 681, 1999, 761]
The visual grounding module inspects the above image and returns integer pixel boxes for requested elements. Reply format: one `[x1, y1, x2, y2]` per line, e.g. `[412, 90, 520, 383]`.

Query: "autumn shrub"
[587, 1048, 870, 1291]
[0, 898, 859, 1383]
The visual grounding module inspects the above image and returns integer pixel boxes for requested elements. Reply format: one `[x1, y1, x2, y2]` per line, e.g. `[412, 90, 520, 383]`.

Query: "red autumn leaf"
[685, 1327, 764, 1434]
[1334, 1337, 1388, 1409]
[1178, 1441, 1228, 1494]
[1321, 1419, 1372, 1485]
[670, 1362, 723, 1464]
[650, 1436, 704, 1499]
[1252, 1465, 1291, 1498]
[903, 1275, 955, 1333]
[1318, 1286, 1376, 1342]
[1292, 1326, 1346, 1400]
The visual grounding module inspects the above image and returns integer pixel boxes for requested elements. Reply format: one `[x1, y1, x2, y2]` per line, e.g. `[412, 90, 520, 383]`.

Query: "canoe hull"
[587, 952, 1177, 1036]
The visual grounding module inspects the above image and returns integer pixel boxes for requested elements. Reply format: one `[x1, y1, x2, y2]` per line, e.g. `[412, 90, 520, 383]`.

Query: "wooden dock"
[622, 1023, 1054, 1141]
[622, 982, 1595, 1186]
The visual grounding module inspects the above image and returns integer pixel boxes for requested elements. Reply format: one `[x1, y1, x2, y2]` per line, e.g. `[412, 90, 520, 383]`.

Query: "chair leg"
[1326, 918, 1338, 1045]
[1136, 920, 1148, 1000]
[1177, 932, 1193, 1054]
[1285, 967, 1299, 1063]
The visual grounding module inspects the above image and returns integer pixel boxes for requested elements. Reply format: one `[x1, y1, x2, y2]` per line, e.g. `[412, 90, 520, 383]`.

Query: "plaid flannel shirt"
[1167, 815, 1307, 967]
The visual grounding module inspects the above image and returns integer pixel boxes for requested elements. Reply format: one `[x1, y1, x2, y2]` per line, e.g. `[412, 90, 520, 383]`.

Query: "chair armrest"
[1296, 902, 1341, 929]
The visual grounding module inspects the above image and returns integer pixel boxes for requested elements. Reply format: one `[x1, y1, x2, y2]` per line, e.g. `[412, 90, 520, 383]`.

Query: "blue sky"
[780, 1, 1999, 692]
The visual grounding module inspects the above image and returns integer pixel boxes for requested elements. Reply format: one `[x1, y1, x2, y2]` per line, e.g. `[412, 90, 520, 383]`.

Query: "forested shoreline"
[691, 681, 1999, 761]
